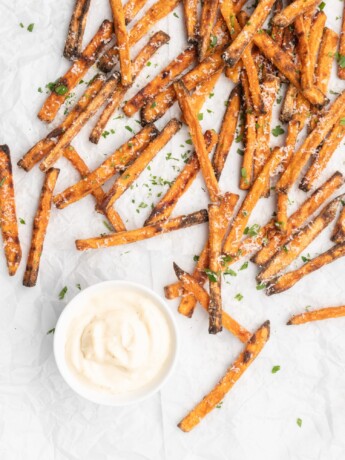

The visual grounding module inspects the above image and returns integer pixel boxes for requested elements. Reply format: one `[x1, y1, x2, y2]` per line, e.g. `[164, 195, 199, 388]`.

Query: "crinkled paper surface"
[1, 1, 345, 459]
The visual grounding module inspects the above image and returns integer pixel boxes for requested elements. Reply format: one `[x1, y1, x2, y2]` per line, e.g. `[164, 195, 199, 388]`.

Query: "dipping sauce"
[65, 287, 173, 395]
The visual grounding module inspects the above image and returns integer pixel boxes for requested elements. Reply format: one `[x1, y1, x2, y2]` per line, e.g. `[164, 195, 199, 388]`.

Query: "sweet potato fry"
[253, 172, 344, 266]
[272, 0, 319, 28]
[0, 145, 21, 276]
[212, 85, 241, 180]
[19, 75, 105, 171]
[223, 147, 285, 255]
[173, 262, 251, 341]
[123, 0, 148, 24]
[308, 11, 326, 81]
[240, 71, 255, 190]
[257, 197, 341, 283]
[191, 69, 222, 114]
[38, 20, 113, 123]
[288, 305, 345, 326]
[97, 0, 180, 73]
[145, 130, 218, 226]
[76, 209, 208, 250]
[222, 0, 277, 68]
[183, 0, 198, 43]
[23, 168, 60, 287]
[338, 1, 345, 79]
[102, 119, 181, 214]
[123, 46, 196, 117]
[89, 31, 170, 144]
[40, 74, 121, 172]
[174, 82, 220, 202]
[199, 0, 219, 62]
[277, 91, 345, 193]
[280, 85, 298, 123]
[294, 15, 315, 92]
[64, 0, 92, 59]
[316, 29, 339, 91]
[267, 242, 345, 295]
[331, 203, 345, 243]
[178, 320, 270, 432]
[53, 124, 157, 209]
[109, 0, 132, 86]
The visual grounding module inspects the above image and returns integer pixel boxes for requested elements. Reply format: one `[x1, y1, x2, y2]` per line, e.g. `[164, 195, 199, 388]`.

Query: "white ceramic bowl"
[54, 280, 178, 406]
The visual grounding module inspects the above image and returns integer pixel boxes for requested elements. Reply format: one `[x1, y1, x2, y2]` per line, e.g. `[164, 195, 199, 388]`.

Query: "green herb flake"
[19, 22, 24, 28]
[296, 418, 302, 428]
[210, 35, 218, 48]
[244, 224, 260, 237]
[46, 328, 55, 335]
[235, 293, 243, 301]
[240, 261, 249, 270]
[241, 167, 247, 178]
[125, 125, 133, 133]
[256, 283, 266, 290]
[76, 283, 81, 290]
[59, 286, 68, 300]
[19, 218, 26, 225]
[27, 23, 34, 32]
[55, 84, 68, 95]
[103, 220, 113, 231]
[272, 125, 285, 137]
[193, 255, 200, 262]
[235, 133, 243, 143]
[272, 365, 280, 374]
[224, 268, 237, 277]
[198, 113, 203, 121]
[318, 2, 326, 11]
[216, 401, 223, 409]
[340, 118, 345, 126]
[204, 268, 218, 282]
[0, 177, 7, 187]
[173, 12, 179, 18]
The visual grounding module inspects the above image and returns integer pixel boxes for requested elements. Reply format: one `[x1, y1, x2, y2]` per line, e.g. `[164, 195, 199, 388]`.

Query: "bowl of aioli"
[54, 280, 178, 406]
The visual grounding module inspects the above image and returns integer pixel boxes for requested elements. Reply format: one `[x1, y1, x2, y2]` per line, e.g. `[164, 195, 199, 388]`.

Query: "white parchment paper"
[1, 0, 345, 459]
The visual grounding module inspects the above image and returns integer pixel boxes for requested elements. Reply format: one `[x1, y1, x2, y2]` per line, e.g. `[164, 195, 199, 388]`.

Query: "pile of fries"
[2, 0, 345, 431]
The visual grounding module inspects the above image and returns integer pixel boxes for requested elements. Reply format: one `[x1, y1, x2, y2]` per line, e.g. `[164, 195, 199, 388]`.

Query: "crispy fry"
[23, 168, 59, 287]
[174, 82, 220, 202]
[183, 0, 198, 43]
[64, 0, 92, 59]
[309, 11, 327, 80]
[277, 91, 345, 193]
[123, 0, 148, 24]
[53, 124, 157, 209]
[280, 84, 298, 123]
[288, 305, 345, 325]
[338, 0, 345, 79]
[267, 242, 345, 295]
[240, 71, 255, 190]
[294, 15, 314, 90]
[222, 0, 276, 68]
[331, 204, 345, 243]
[199, 0, 219, 62]
[0, 145, 21, 276]
[123, 46, 196, 117]
[145, 130, 218, 226]
[89, 31, 170, 144]
[178, 320, 270, 432]
[254, 172, 344, 266]
[76, 209, 208, 250]
[97, 0, 180, 73]
[40, 74, 121, 172]
[109, 0, 132, 86]
[38, 20, 113, 123]
[191, 69, 222, 114]
[19, 75, 105, 171]
[223, 147, 285, 255]
[212, 85, 241, 180]
[257, 198, 341, 283]
[272, 0, 319, 28]
[102, 119, 181, 215]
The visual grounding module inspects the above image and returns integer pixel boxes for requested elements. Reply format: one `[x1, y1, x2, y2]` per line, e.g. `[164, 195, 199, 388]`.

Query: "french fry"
[76, 209, 208, 250]
[212, 85, 241, 180]
[102, 119, 181, 213]
[267, 242, 345, 295]
[253, 171, 344, 266]
[23, 168, 60, 287]
[183, 0, 198, 43]
[123, 46, 196, 117]
[178, 320, 270, 432]
[198, 0, 220, 62]
[38, 20, 113, 123]
[174, 81, 220, 202]
[145, 130, 218, 226]
[331, 204, 345, 243]
[64, 0, 92, 59]
[123, 0, 148, 24]
[97, 0, 180, 73]
[287, 305, 345, 326]
[338, 0, 345, 79]
[308, 11, 327, 82]
[257, 197, 341, 283]
[223, 147, 285, 255]
[272, 0, 319, 28]
[173, 263, 251, 341]
[19, 75, 105, 171]
[0, 145, 21, 276]
[191, 69, 222, 114]
[240, 71, 255, 190]
[109, 0, 132, 86]
[53, 124, 157, 209]
[40, 74, 121, 172]
[222, 0, 277, 68]
[277, 91, 345, 193]
[89, 31, 170, 144]
[294, 15, 315, 92]
[280, 85, 298, 123]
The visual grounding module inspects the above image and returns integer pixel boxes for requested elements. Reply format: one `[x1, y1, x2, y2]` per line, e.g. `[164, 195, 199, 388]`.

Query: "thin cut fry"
[332, 204, 345, 243]
[316, 28, 339, 93]
[267, 242, 345, 295]
[183, 0, 198, 43]
[64, 0, 92, 59]
[178, 320, 270, 432]
[308, 11, 327, 82]
[287, 305, 345, 325]
[123, 0, 148, 24]
[240, 71, 255, 190]
[198, 0, 219, 62]
[123, 46, 196, 117]
[53, 124, 158, 209]
[76, 209, 208, 250]
[272, 0, 319, 28]
[338, 0, 345, 79]
[191, 69, 222, 114]
[38, 20, 113, 123]
[23, 168, 60, 287]
[0, 145, 21, 276]
[280, 85, 298, 123]
[174, 81, 220, 202]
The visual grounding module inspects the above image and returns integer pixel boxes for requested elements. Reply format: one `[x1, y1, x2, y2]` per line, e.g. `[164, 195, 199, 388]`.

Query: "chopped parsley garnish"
[272, 125, 285, 137]
[318, 1, 326, 11]
[210, 35, 218, 48]
[256, 283, 266, 290]
[193, 255, 200, 262]
[240, 261, 249, 270]
[244, 224, 260, 237]
[103, 220, 113, 232]
[340, 118, 345, 126]
[235, 293, 243, 301]
[125, 125, 133, 132]
[19, 218, 26, 225]
[76, 283, 81, 290]
[46, 328, 55, 335]
[0, 177, 7, 187]
[204, 268, 218, 282]
[198, 113, 203, 121]
[58, 286, 68, 300]
[224, 268, 237, 277]
[296, 418, 302, 428]
[55, 84, 68, 95]
[272, 365, 280, 374]
[27, 23, 35, 32]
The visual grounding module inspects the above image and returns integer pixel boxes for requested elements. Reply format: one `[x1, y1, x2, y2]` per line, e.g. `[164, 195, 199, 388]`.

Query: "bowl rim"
[53, 279, 179, 406]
